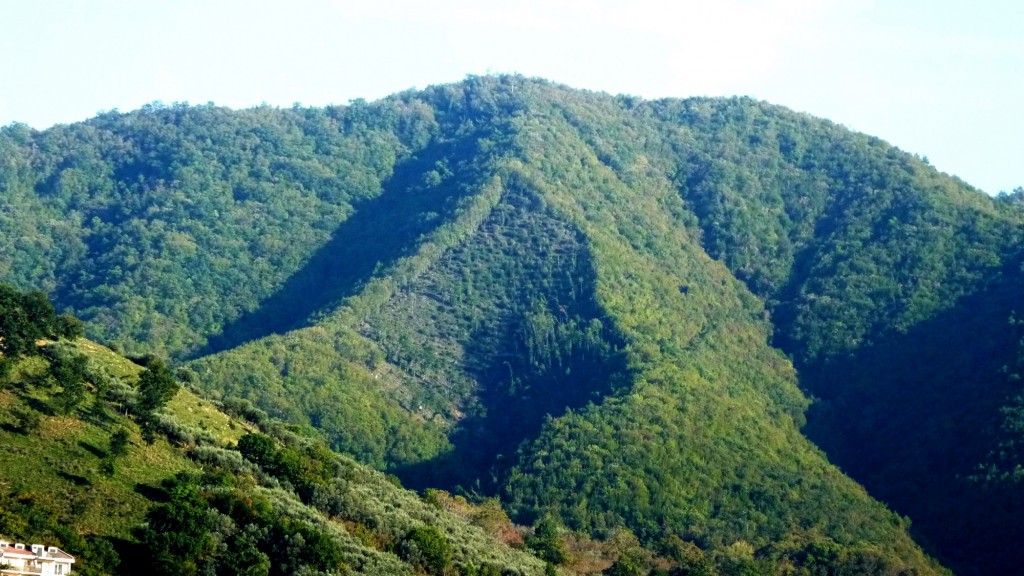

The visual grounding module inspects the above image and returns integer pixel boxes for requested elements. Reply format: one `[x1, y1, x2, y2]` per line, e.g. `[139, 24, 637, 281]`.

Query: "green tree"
[137, 357, 180, 414]
[109, 428, 131, 457]
[99, 457, 116, 477]
[75, 536, 121, 576]
[527, 515, 567, 565]
[0, 284, 54, 357]
[0, 358, 11, 383]
[237, 433, 278, 470]
[219, 529, 271, 576]
[49, 351, 89, 414]
[137, 475, 215, 575]
[605, 554, 645, 576]
[53, 313, 85, 340]
[12, 406, 42, 434]
[300, 524, 346, 572]
[402, 525, 453, 576]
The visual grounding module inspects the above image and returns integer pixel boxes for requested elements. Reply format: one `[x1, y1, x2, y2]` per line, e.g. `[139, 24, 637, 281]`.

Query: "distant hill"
[3, 75, 1022, 574]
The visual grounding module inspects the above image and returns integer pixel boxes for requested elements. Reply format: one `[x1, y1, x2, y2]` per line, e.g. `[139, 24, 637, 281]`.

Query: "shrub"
[0, 358, 12, 383]
[401, 525, 453, 576]
[105, 378, 138, 410]
[53, 313, 85, 340]
[99, 457, 116, 477]
[526, 515, 566, 565]
[237, 432, 278, 469]
[145, 413, 216, 447]
[137, 358, 180, 414]
[13, 406, 42, 434]
[190, 445, 257, 475]
[109, 428, 131, 457]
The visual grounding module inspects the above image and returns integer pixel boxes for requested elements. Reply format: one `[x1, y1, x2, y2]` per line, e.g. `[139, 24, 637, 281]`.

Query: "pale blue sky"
[1, 0, 1020, 194]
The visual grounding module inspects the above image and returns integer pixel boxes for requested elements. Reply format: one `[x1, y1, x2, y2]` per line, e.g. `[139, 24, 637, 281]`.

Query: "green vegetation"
[526, 515, 567, 565]
[185, 79, 948, 574]
[636, 96, 1024, 575]
[0, 100, 433, 358]
[4, 75, 1022, 574]
[0, 283, 81, 357]
[0, 285, 548, 575]
[399, 525, 453, 575]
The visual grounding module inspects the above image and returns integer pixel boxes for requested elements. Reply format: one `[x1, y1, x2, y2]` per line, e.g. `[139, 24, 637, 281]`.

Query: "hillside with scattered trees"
[3, 76, 1022, 574]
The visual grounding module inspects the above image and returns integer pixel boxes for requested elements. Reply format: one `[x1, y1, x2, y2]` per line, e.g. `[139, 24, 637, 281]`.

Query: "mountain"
[2, 75, 1021, 574]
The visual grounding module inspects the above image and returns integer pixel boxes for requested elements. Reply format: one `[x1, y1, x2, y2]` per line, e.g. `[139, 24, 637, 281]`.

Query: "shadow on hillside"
[395, 313, 630, 496]
[82, 403, 118, 427]
[24, 397, 54, 415]
[133, 482, 170, 503]
[57, 471, 92, 486]
[390, 214, 632, 495]
[192, 141, 474, 359]
[110, 537, 151, 576]
[796, 253, 1024, 576]
[78, 440, 107, 458]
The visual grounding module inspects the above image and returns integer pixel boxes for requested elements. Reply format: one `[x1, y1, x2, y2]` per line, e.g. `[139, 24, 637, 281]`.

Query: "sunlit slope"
[0, 334, 546, 576]
[188, 79, 945, 573]
[10, 75, 1024, 573]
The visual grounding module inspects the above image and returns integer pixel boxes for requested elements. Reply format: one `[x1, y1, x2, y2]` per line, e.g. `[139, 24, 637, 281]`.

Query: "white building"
[0, 541, 74, 575]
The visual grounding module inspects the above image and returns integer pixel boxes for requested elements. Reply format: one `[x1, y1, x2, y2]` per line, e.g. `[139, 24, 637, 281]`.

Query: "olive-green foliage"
[73, 536, 121, 576]
[526, 515, 566, 565]
[53, 313, 85, 340]
[188, 126, 515, 470]
[0, 310, 546, 576]
[133, 356, 182, 443]
[236, 432, 337, 501]
[0, 101, 423, 358]
[137, 474, 217, 575]
[136, 356, 180, 413]
[109, 428, 130, 457]
[229, 426, 544, 574]
[238, 432, 278, 469]
[0, 494, 123, 576]
[10, 76, 1018, 574]
[12, 406, 42, 434]
[0, 289, 200, 574]
[0, 283, 60, 357]
[45, 347, 90, 413]
[0, 285, 93, 415]
[400, 525, 453, 575]
[490, 83, 938, 574]
[631, 97, 1024, 576]
[358, 176, 627, 489]
[603, 556, 644, 576]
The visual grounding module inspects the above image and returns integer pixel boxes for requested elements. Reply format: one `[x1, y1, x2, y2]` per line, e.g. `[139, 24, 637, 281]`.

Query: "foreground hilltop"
[3, 75, 1022, 574]
[0, 284, 547, 575]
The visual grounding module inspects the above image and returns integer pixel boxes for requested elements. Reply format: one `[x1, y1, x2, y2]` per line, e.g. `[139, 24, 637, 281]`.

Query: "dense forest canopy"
[3, 75, 1022, 575]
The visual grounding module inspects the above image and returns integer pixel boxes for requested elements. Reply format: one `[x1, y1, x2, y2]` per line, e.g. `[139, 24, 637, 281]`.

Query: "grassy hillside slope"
[0, 289, 547, 576]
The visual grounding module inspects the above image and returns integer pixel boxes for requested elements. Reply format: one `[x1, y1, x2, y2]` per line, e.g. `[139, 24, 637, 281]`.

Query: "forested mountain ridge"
[638, 96, 1024, 573]
[2, 75, 1021, 574]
